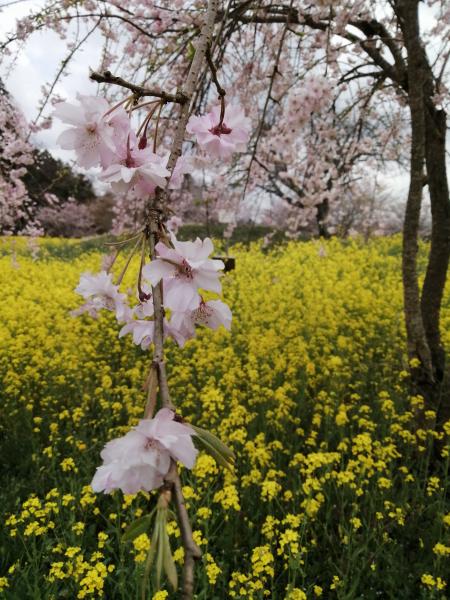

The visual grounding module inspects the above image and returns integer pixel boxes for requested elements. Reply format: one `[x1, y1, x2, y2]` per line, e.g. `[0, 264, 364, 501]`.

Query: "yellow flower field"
[1, 235, 450, 599]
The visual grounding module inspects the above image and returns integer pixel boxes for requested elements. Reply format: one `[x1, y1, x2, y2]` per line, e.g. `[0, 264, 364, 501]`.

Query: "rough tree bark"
[396, 0, 435, 396]
[422, 101, 450, 424]
[316, 197, 330, 238]
[397, 0, 450, 424]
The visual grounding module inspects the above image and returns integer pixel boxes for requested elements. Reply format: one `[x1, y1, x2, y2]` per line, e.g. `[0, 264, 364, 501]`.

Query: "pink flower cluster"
[91, 408, 197, 494]
[54, 95, 250, 203]
[287, 76, 332, 127]
[54, 94, 185, 199]
[187, 104, 251, 159]
[74, 232, 232, 349]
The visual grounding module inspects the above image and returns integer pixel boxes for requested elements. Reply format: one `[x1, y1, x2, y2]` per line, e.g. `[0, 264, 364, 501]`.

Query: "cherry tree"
[0, 78, 98, 235]
[1, 0, 450, 593]
[0, 79, 36, 234]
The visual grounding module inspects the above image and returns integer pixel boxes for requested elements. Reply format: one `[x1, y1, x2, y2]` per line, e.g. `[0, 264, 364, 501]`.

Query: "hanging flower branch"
[53, 0, 250, 597]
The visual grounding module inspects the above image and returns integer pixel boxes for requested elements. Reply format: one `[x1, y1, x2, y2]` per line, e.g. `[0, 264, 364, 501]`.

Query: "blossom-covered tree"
[1, 0, 450, 593]
[0, 79, 36, 234]
[0, 80, 97, 235]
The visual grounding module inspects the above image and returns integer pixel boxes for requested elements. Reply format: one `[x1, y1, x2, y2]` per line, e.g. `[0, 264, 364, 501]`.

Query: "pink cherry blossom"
[119, 320, 156, 351]
[142, 233, 224, 312]
[75, 271, 128, 321]
[186, 104, 251, 159]
[170, 299, 232, 347]
[101, 138, 170, 199]
[118, 299, 172, 350]
[91, 408, 198, 494]
[54, 94, 130, 169]
[119, 299, 154, 349]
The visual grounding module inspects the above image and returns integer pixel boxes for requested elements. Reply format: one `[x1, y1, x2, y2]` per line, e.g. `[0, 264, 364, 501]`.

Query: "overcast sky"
[0, 0, 105, 165]
[0, 0, 416, 197]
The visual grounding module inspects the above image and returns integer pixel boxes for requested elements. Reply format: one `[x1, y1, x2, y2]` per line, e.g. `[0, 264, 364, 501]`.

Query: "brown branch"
[241, 7, 292, 199]
[162, 0, 220, 178]
[349, 18, 407, 78]
[89, 70, 189, 104]
[206, 46, 226, 98]
[90, 1, 219, 594]
[166, 462, 202, 599]
[397, 0, 434, 382]
[143, 1, 219, 597]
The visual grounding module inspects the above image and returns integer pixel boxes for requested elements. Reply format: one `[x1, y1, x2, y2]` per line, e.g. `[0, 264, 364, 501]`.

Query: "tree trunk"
[397, 0, 435, 399]
[316, 197, 331, 238]
[422, 102, 450, 422]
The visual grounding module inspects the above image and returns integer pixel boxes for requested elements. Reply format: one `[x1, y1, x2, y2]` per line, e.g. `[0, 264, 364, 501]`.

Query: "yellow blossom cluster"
[1, 235, 450, 598]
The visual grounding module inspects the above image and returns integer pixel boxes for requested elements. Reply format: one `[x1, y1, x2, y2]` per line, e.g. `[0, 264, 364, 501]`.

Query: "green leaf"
[162, 528, 178, 590]
[122, 513, 154, 543]
[192, 426, 236, 461]
[141, 518, 160, 600]
[193, 426, 236, 460]
[194, 434, 234, 471]
[167, 509, 177, 522]
[155, 512, 165, 590]
[186, 41, 196, 61]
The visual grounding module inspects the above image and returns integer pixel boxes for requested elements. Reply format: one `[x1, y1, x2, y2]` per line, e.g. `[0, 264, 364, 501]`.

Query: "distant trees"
[0, 80, 98, 235]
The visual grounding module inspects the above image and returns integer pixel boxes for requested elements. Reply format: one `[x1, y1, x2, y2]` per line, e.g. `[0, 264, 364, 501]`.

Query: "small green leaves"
[121, 513, 154, 543]
[162, 526, 178, 591]
[140, 493, 178, 599]
[152, 511, 178, 591]
[192, 425, 236, 471]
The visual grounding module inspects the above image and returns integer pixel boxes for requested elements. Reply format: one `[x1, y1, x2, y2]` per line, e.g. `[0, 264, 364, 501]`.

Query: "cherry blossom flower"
[170, 299, 232, 347]
[101, 138, 170, 199]
[75, 271, 128, 321]
[143, 233, 224, 312]
[54, 94, 129, 169]
[120, 320, 158, 350]
[119, 299, 154, 350]
[186, 104, 251, 159]
[91, 408, 198, 494]
[118, 299, 174, 350]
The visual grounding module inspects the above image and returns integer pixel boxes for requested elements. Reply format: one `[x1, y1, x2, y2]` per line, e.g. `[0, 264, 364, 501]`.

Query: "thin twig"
[89, 70, 189, 104]
[167, 462, 202, 597]
[205, 46, 226, 98]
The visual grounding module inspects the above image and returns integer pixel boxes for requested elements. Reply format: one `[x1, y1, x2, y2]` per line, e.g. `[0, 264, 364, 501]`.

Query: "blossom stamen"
[176, 259, 194, 280]
[209, 122, 232, 136]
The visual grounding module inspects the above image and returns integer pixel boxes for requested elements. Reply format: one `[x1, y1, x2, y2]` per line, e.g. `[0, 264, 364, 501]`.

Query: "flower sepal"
[192, 425, 235, 471]
[121, 512, 155, 543]
[142, 491, 178, 593]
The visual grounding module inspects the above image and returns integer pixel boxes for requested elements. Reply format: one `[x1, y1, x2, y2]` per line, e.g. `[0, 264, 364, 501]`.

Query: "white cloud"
[1, 0, 105, 163]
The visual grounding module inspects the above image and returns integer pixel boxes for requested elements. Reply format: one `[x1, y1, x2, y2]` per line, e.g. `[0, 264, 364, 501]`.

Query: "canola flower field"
[1, 236, 450, 600]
